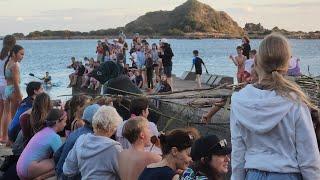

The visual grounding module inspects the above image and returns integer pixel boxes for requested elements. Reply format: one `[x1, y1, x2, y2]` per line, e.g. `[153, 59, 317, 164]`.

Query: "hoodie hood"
[231, 84, 295, 134]
[78, 133, 120, 159]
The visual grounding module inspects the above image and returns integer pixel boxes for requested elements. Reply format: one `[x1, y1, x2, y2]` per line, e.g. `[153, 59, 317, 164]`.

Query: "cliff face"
[125, 0, 244, 36]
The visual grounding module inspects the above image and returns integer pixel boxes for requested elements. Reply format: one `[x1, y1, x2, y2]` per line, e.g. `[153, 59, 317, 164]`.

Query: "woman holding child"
[231, 33, 320, 179]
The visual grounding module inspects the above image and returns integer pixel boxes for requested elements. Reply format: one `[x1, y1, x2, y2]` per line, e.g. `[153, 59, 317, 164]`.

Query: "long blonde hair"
[255, 33, 316, 109]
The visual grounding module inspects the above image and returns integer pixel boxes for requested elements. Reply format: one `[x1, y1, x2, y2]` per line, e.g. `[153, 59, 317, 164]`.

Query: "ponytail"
[257, 33, 318, 110]
[0, 35, 16, 60]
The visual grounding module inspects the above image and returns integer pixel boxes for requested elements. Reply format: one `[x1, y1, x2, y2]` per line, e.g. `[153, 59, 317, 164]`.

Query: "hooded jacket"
[230, 84, 320, 180]
[63, 133, 122, 180]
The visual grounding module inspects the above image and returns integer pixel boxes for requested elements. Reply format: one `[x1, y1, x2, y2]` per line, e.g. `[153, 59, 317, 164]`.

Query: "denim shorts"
[163, 66, 172, 78]
[246, 169, 302, 180]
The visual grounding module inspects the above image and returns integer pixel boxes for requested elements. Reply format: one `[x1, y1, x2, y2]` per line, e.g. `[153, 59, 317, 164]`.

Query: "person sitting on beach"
[41, 72, 52, 85]
[231, 33, 320, 179]
[20, 93, 52, 146]
[67, 57, 76, 69]
[116, 97, 160, 153]
[8, 82, 43, 142]
[118, 116, 162, 180]
[190, 50, 208, 89]
[229, 46, 246, 83]
[54, 104, 100, 179]
[287, 56, 302, 76]
[181, 135, 231, 180]
[17, 109, 67, 180]
[153, 74, 172, 94]
[68, 61, 86, 88]
[65, 95, 90, 136]
[243, 49, 257, 83]
[129, 70, 136, 84]
[138, 129, 193, 180]
[135, 70, 143, 89]
[81, 58, 94, 88]
[63, 106, 123, 179]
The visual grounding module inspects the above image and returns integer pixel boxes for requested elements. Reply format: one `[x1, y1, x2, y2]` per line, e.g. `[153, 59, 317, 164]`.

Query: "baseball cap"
[191, 135, 231, 161]
[82, 104, 100, 124]
[160, 38, 168, 43]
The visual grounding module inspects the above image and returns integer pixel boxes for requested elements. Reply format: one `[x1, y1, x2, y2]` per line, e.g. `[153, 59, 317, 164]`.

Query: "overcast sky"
[0, 0, 319, 35]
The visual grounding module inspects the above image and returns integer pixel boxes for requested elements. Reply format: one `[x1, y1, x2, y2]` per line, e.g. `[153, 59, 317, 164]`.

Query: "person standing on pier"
[229, 46, 246, 83]
[1, 45, 24, 143]
[159, 39, 174, 92]
[0, 35, 16, 143]
[241, 36, 251, 59]
[190, 50, 208, 89]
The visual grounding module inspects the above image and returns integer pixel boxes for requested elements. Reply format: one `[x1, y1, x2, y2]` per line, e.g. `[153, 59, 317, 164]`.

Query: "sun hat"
[191, 135, 231, 161]
[82, 104, 100, 124]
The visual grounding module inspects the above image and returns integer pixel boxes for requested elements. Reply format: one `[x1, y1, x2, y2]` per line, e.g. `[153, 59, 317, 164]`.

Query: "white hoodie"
[230, 84, 320, 180]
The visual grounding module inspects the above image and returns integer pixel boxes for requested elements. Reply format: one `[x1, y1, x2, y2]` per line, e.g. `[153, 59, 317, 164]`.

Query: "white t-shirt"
[244, 59, 254, 74]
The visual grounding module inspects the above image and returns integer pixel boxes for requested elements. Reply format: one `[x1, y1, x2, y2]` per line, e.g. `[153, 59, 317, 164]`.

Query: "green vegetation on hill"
[124, 0, 244, 36]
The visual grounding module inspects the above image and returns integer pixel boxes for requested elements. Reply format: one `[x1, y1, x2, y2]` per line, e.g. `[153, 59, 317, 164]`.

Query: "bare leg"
[0, 99, 3, 139]
[196, 74, 201, 89]
[27, 159, 55, 179]
[1, 99, 11, 142]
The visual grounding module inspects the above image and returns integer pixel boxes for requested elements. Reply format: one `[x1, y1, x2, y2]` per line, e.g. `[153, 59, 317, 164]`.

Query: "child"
[243, 49, 257, 83]
[118, 117, 162, 180]
[229, 46, 246, 83]
[17, 109, 67, 180]
[190, 50, 208, 89]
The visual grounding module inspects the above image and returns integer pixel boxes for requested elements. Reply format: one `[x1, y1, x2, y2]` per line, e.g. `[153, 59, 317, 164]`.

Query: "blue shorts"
[246, 169, 302, 180]
[4, 85, 14, 100]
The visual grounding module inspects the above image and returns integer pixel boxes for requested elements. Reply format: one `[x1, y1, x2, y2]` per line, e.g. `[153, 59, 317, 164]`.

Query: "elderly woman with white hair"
[63, 106, 123, 180]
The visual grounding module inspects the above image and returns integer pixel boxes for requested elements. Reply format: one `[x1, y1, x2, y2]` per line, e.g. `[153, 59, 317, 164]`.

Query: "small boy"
[190, 50, 208, 89]
[229, 46, 246, 83]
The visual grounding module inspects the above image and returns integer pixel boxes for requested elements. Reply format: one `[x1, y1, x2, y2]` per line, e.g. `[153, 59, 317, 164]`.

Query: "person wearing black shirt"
[190, 50, 208, 89]
[158, 39, 174, 91]
[242, 36, 251, 59]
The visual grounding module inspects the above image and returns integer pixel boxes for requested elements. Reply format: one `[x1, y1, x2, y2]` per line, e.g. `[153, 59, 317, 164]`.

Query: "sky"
[0, 0, 319, 35]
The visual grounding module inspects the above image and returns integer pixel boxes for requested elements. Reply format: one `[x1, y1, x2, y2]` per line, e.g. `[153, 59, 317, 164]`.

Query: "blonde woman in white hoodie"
[230, 33, 320, 180]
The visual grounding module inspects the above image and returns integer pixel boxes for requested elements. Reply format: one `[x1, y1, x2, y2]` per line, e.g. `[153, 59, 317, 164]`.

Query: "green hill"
[124, 0, 244, 37]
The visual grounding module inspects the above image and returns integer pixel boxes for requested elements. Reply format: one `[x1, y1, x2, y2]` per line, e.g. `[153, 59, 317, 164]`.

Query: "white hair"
[92, 105, 123, 133]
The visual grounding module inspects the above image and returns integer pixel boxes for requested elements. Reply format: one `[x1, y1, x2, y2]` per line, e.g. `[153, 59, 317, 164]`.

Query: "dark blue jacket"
[54, 124, 93, 177]
[8, 96, 33, 142]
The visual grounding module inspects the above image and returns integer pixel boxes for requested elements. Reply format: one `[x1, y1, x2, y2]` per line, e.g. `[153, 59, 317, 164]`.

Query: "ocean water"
[1, 39, 320, 99]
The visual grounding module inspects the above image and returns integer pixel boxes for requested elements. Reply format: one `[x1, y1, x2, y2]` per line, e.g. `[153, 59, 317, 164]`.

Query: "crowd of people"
[67, 33, 174, 94]
[0, 32, 319, 180]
